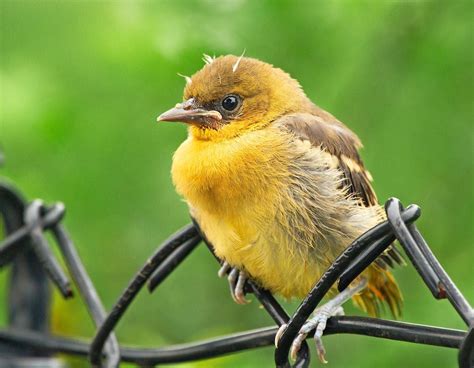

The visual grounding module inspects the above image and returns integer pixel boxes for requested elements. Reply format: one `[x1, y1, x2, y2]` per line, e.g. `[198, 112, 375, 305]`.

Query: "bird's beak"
[157, 98, 222, 126]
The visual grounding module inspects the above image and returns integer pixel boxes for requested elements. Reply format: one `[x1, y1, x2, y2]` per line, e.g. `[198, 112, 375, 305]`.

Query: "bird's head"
[157, 54, 313, 140]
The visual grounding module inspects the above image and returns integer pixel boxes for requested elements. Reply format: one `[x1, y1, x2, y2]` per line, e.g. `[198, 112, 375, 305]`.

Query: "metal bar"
[148, 234, 202, 292]
[0, 226, 30, 266]
[51, 220, 121, 368]
[0, 317, 465, 365]
[251, 287, 289, 327]
[0, 202, 65, 267]
[409, 224, 474, 325]
[324, 317, 465, 348]
[338, 232, 396, 291]
[458, 326, 474, 368]
[24, 200, 73, 298]
[386, 198, 442, 299]
[89, 224, 199, 366]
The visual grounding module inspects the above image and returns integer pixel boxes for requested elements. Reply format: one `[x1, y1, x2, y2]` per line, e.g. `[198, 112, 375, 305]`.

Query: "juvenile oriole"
[157, 54, 403, 363]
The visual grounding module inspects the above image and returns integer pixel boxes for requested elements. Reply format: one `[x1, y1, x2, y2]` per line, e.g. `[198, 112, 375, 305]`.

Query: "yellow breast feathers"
[172, 126, 380, 298]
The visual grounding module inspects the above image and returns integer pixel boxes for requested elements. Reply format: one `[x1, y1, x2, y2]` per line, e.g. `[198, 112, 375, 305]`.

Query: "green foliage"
[0, 1, 472, 367]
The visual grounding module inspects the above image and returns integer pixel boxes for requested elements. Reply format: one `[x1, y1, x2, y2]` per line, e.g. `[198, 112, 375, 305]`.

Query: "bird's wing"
[277, 112, 405, 267]
[277, 112, 377, 206]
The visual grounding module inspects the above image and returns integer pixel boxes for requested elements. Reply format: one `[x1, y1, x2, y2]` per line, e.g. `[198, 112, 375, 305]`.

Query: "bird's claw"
[218, 262, 250, 304]
[217, 261, 231, 278]
[290, 331, 308, 361]
[274, 323, 287, 347]
[275, 305, 344, 364]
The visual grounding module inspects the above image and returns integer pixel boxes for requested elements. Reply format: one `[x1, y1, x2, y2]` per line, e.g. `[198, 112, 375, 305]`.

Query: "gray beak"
[157, 98, 222, 126]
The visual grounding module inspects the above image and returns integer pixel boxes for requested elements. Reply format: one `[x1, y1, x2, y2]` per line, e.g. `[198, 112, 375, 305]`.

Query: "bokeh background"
[1, 1, 472, 367]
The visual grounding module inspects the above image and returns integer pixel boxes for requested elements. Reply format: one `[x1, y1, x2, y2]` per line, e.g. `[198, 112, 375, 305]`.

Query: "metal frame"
[0, 180, 472, 367]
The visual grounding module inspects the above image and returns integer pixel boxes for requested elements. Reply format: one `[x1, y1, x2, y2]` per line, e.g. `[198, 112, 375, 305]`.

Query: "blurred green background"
[1, 1, 472, 367]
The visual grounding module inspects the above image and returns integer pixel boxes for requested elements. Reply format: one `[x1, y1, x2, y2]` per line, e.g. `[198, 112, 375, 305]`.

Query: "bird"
[157, 54, 403, 363]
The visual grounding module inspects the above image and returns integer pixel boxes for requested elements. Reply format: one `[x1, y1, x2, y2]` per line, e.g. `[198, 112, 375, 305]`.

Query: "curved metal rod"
[274, 204, 421, 367]
[0, 317, 465, 365]
[148, 234, 202, 292]
[338, 232, 396, 291]
[89, 224, 199, 366]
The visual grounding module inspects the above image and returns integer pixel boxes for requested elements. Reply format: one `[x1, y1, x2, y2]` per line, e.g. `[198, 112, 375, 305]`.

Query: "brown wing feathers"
[279, 112, 405, 268]
[278, 112, 378, 206]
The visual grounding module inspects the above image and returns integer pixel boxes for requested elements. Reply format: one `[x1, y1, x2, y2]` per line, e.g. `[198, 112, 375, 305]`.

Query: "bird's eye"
[221, 95, 240, 111]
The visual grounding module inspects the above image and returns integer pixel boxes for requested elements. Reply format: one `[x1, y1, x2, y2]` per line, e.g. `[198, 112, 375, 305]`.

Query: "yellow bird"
[158, 54, 403, 362]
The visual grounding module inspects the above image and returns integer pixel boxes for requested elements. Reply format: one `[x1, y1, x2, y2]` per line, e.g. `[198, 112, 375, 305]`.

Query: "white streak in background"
[202, 54, 215, 65]
[232, 49, 246, 73]
[177, 73, 192, 85]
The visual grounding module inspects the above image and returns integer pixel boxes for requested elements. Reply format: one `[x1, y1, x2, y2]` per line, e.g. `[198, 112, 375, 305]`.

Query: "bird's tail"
[351, 267, 403, 319]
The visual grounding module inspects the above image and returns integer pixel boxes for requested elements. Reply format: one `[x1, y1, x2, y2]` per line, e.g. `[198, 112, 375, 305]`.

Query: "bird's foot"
[275, 277, 368, 364]
[276, 305, 344, 364]
[218, 261, 250, 304]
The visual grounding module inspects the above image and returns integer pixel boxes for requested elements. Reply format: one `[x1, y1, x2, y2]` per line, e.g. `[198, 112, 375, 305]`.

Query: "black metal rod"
[0, 196, 65, 267]
[274, 204, 421, 367]
[0, 317, 465, 365]
[409, 225, 474, 326]
[386, 198, 442, 299]
[24, 200, 72, 298]
[89, 224, 199, 366]
[0, 226, 30, 266]
[51, 221, 121, 368]
[148, 234, 202, 292]
[338, 232, 396, 291]
[324, 316, 465, 348]
[458, 326, 474, 368]
[251, 287, 289, 326]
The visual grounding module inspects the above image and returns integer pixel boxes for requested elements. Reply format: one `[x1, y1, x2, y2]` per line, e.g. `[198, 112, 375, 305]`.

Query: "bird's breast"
[172, 128, 290, 215]
[171, 128, 292, 263]
[170, 126, 379, 298]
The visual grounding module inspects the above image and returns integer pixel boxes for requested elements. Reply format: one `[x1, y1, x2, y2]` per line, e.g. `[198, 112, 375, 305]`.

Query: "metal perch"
[0, 178, 472, 368]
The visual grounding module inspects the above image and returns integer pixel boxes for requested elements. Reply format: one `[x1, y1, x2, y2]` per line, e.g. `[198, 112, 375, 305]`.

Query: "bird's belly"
[195, 209, 326, 299]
